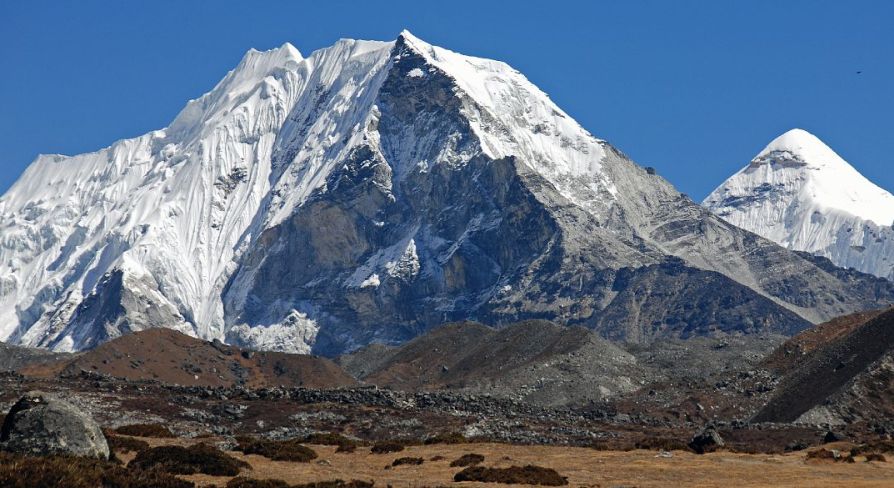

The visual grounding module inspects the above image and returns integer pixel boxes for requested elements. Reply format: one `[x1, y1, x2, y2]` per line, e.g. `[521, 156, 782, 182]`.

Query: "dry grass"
[453, 465, 568, 485]
[130, 443, 250, 476]
[128, 437, 894, 488]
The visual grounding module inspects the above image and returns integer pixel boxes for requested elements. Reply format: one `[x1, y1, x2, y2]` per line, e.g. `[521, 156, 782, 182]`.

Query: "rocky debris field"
[0, 369, 884, 456]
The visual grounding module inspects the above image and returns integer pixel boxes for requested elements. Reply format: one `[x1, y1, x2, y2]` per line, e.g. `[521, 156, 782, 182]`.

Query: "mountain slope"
[339, 320, 651, 407]
[704, 128, 894, 280]
[752, 307, 894, 426]
[2, 33, 893, 354]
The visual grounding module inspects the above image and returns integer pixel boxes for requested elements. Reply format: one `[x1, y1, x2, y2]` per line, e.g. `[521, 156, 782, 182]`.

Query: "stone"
[0, 391, 109, 459]
[689, 426, 725, 454]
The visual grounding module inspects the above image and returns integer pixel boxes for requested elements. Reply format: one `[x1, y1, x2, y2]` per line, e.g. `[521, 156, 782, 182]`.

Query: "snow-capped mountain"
[2, 33, 893, 355]
[705, 128, 894, 280]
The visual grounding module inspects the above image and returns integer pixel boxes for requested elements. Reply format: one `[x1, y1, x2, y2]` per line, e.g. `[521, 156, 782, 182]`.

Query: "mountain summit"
[2, 35, 892, 354]
[705, 128, 894, 280]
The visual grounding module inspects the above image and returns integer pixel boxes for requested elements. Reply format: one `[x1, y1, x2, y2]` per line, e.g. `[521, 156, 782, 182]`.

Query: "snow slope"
[0, 42, 307, 350]
[705, 128, 894, 280]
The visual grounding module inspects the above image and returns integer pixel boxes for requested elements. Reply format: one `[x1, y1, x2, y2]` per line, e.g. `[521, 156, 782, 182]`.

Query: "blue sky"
[1, 0, 891, 199]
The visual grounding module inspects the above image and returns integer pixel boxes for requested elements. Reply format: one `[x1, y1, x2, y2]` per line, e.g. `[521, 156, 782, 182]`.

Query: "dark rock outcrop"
[689, 427, 725, 454]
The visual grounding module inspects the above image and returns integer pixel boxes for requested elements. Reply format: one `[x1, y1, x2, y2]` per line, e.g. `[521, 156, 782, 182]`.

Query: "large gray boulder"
[0, 391, 109, 459]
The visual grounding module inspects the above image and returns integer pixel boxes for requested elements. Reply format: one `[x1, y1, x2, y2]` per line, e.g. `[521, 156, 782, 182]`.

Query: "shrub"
[454, 465, 568, 486]
[292, 481, 374, 488]
[851, 440, 894, 456]
[392, 457, 424, 467]
[865, 453, 887, 462]
[130, 443, 250, 476]
[370, 441, 404, 454]
[0, 452, 193, 488]
[304, 433, 357, 446]
[806, 448, 854, 463]
[227, 478, 291, 488]
[635, 437, 691, 452]
[334, 443, 357, 453]
[114, 423, 175, 438]
[305, 433, 359, 453]
[236, 437, 318, 462]
[424, 432, 466, 445]
[105, 433, 150, 454]
[450, 453, 485, 467]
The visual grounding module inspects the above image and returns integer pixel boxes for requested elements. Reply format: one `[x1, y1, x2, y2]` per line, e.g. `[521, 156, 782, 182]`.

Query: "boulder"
[0, 391, 109, 459]
[688, 426, 725, 454]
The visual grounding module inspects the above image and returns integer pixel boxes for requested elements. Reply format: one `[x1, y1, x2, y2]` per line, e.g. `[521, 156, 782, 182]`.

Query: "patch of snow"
[407, 67, 425, 78]
[228, 310, 319, 354]
[359, 274, 381, 288]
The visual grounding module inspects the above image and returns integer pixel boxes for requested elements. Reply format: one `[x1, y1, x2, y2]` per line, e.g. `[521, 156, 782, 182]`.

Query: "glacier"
[705, 128, 894, 280]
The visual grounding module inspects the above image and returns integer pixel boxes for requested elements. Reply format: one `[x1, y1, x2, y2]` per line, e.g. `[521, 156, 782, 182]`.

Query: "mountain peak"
[705, 129, 894, 280]
[753, 128, 850, 171]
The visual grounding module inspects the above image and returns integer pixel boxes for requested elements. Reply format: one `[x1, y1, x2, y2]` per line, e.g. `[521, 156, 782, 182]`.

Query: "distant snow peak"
[705, 128, 894, 280]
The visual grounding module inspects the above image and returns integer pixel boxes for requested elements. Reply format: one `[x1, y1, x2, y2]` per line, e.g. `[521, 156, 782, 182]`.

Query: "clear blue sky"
[1, 1, 892, 199]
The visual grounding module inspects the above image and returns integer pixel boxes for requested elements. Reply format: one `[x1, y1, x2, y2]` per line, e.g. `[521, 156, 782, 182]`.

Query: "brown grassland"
[107, 437, 894, 488]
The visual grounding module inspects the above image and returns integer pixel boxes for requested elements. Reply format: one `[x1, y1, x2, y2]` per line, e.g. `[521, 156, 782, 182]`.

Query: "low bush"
[227, 478, 290, 488]
[454, 465, 568, 486]
[334, 443, 357, 453]
[806, 448, 853, 463]
[851, 440, 894, 456]
[424, 432, 466, 445]
[105, 433, 150, 454]
[292, 481, 374, 488]
[227, 477, 290, 488]
[450, 453, 484, 467]
[865, 453, 887, 462]
[370, 441, 404, 454]
[305, 432, 359, 453]
[236, 437, 318, 462]
[114, 423, 175, 438]
[391, 456, 424, 467]
[0, 452, 193, 488]
[635, 437, 691, 452]
[806, 448, 837, 461]
[304, 433, 358, 446]
[130, 443, 250, 476]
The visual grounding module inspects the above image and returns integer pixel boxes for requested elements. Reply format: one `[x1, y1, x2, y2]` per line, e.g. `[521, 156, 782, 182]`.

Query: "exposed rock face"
[0, 391, 109, 459]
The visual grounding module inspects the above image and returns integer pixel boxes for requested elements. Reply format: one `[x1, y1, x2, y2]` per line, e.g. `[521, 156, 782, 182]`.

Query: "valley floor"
[127, 437, 894, 488]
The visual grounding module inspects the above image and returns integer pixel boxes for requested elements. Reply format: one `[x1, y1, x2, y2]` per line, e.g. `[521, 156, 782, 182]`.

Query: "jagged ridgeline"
[1, 32, 892, 355]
